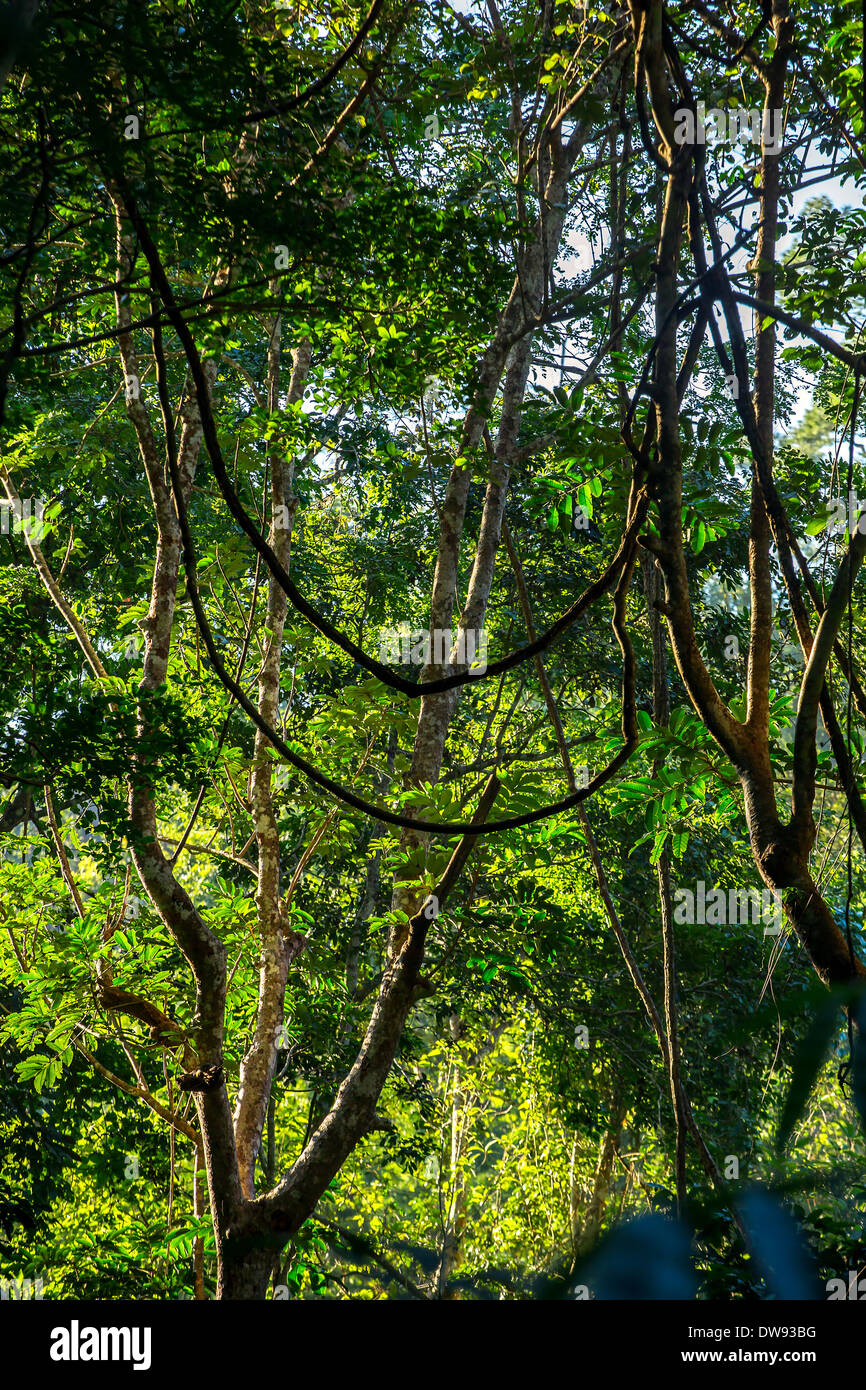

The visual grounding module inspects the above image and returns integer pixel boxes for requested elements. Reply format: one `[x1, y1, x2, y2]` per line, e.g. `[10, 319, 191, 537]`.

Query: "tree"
[2, 0, 866, 1300]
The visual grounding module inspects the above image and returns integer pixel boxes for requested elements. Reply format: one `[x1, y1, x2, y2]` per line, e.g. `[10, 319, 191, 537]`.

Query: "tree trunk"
[218, 1248, 276, 1301]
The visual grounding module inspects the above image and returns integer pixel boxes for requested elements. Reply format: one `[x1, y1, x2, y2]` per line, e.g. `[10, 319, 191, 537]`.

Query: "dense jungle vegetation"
[2, 0, 866, 1303]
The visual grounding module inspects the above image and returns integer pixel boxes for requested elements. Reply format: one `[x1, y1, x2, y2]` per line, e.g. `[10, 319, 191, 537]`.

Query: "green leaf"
[650, 829, 669, 865]
[671, 830, 689, 858]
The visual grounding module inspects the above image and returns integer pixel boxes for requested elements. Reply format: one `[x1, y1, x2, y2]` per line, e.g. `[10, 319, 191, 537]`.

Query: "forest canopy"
[2, 0, 866, 1311]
